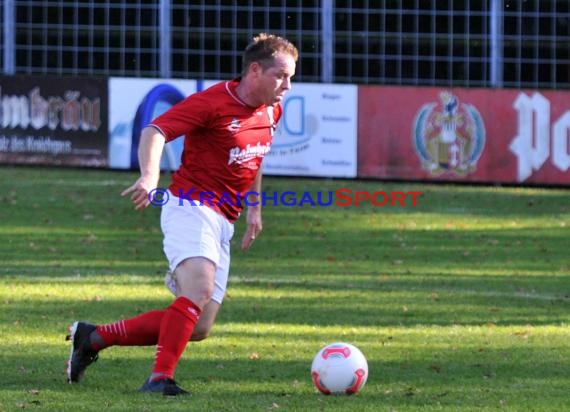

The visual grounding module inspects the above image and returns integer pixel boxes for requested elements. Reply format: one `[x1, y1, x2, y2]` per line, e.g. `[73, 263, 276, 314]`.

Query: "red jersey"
[149, 79, 281, 222]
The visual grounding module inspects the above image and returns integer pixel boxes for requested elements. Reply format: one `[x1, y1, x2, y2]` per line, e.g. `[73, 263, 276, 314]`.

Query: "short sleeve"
[149, 92, 214, 142]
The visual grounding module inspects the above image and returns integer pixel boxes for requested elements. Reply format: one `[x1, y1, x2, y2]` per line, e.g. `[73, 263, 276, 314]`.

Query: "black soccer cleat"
[66, 321, 99, 383]
[139, 378, 190, 396]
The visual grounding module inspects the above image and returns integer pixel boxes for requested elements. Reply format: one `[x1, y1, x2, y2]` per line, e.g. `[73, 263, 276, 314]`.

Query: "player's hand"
[241, 205, 262, 251]
[121, 176, 158, 210]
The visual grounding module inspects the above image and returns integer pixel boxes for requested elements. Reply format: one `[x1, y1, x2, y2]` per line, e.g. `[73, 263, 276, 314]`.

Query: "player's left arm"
[241, 170, 263, 251]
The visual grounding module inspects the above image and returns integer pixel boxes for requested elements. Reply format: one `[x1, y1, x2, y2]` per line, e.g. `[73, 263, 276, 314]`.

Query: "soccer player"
[66, 33, 298, 396]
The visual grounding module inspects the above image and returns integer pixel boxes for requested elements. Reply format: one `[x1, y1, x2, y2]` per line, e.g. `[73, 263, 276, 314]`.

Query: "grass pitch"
[0, 166, 569, 411]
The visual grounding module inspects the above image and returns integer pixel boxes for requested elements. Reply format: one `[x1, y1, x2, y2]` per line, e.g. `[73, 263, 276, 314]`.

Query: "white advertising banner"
[201, 81, 358, 178]
[108, 77, 196, 170]
[264, 83, 358, 178]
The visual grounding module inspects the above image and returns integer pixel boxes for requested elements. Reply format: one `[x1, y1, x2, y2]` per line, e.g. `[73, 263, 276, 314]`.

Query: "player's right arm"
[121, 126, 166, 210]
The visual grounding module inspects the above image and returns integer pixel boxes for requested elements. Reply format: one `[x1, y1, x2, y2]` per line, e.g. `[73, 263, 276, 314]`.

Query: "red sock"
[151, 297, 201, 379]
[94, 310, 164, 349]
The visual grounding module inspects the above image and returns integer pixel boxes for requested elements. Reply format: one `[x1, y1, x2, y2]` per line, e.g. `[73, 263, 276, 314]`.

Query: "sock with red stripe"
[91, 310, 165, 350]
[150, 296, 201, 381]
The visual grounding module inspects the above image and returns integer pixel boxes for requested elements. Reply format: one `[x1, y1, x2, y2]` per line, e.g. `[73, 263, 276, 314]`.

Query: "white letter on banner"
[552, 111, 570, 172]
[509, 92, 550, 181]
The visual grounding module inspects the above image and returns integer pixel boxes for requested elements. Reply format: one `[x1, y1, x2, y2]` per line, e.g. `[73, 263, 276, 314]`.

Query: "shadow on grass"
[2, 274, 568, 328]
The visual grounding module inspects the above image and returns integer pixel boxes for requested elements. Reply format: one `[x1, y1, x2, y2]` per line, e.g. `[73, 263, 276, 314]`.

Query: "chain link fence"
[2, 0, 569, 88]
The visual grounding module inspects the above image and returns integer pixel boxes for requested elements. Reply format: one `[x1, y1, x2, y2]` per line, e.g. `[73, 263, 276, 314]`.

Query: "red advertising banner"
[0, 75, 108, 167]
[358, 85, 570, 185]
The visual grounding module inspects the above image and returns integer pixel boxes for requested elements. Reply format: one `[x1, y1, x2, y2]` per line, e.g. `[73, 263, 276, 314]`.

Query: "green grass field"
[1, 166, 569, 411]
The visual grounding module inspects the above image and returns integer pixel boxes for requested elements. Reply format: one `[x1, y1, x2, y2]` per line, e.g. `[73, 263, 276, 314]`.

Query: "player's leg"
[139, 256, 214, 395]
[140, 202, 230, 395]
[66, 300, 220, 384]
[67, 252, 227, 385]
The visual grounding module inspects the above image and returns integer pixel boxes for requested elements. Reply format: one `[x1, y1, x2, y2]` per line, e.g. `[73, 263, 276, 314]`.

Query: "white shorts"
[161, 190, 235, 304]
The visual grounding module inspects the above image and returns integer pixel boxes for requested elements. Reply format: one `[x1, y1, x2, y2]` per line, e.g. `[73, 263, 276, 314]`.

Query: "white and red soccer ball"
[311, 342, 368, 395]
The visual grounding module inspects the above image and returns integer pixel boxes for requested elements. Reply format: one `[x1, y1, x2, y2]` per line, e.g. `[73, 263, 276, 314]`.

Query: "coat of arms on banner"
[413, 91, 486, 176]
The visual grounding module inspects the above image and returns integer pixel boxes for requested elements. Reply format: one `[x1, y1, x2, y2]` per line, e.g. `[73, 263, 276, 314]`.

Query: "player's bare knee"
[195, 286, 214, 307]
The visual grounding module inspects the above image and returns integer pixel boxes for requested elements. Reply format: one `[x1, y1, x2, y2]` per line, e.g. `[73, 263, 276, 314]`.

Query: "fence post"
[490, 0, 504, 87]
[159, 0, 172, 78]
[321, 0, 334, 83]
[3, 0, 15, 74]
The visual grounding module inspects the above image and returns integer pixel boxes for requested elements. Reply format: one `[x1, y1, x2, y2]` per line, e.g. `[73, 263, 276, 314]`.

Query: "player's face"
[256, 52, 296, 105]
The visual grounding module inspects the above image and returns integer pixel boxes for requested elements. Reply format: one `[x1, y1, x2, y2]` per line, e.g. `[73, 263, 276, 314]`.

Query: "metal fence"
[2, 0, 569, 89]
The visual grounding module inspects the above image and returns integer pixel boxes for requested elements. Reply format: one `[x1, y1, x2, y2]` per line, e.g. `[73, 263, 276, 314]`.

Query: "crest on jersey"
[228, 118, 241, 133]
[413, 91, 485, 176]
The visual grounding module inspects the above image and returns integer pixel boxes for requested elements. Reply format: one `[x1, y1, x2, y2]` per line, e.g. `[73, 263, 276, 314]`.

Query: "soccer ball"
[311, 342, 368, 395]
